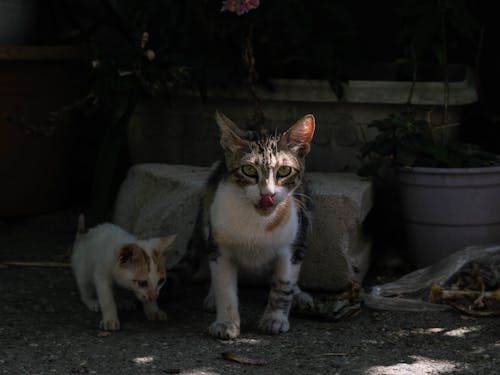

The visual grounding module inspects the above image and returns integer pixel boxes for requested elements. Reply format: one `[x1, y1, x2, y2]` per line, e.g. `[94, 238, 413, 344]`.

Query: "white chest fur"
[210, 182, 298, 268]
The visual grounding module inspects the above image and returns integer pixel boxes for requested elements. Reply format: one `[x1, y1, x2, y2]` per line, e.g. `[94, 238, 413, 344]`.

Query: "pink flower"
[221, 0, 260, 15]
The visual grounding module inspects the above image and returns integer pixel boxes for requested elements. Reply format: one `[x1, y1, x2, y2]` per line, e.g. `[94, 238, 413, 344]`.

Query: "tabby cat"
[71, 215, 176, 330]
[184, 111, 315, 339]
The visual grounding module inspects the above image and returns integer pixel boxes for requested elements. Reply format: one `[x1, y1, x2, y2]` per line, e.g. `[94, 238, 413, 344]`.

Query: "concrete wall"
[128, 77, 477, 173]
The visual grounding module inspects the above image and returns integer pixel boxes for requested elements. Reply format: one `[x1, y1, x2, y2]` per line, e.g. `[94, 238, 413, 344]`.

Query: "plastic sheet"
[365, 245, 500, 311]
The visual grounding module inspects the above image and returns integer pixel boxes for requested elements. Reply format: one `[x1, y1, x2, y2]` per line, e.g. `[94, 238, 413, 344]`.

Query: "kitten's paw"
[145, 309, 168, 321]
[208, 320, 240, 340]
[83, 299, 100, 312]
[293, 291, 314, 310]
[259, 312, 289, 335]
[99, 318, 120, 331]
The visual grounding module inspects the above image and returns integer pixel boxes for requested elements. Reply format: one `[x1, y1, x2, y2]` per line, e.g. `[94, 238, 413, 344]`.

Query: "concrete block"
[113, 164, 373, 291]
[301, 173, 373, 290]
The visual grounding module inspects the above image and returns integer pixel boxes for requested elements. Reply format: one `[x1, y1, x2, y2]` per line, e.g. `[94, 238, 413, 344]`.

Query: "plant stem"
[440, 1, 449, 126]
[243, 23, 265, 130]
[406, 44, 417, 105]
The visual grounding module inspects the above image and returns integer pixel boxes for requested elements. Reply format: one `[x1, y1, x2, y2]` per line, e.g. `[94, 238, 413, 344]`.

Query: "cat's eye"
[137, 280, 148, 288]
[276, 166, 292, 178]
[158, 278, 165, 286]
[241, 165, 258, 178]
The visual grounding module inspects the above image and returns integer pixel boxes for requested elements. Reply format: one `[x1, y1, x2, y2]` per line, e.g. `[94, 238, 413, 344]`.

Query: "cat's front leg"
[208, 254, 240, 339]
[142, 300, 168, 321]
[259, 251, 298, 335]
[94, 277, 120, 330]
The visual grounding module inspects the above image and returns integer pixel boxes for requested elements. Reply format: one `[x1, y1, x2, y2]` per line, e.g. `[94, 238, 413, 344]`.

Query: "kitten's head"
[216, 111, 315, 215]
[116, 235, 176, 302]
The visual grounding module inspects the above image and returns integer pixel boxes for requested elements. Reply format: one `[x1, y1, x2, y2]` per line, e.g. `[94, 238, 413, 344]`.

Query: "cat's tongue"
[259, 195, 274, 208]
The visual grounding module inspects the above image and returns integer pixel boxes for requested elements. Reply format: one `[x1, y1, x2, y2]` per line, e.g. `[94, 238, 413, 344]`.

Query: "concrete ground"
[1, 211, 499, 375]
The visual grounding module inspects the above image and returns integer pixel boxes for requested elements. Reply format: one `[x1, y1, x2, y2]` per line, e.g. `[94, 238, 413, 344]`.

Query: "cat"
[71, 215, 176, 330]
[180, 111, 315, 339]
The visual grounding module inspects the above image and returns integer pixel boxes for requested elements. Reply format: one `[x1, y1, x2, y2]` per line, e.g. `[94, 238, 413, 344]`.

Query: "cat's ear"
[282, 114, 315, 157]
[118, 244, 146, 270]
[151, 234, 177, 255]
[215, 111, 247, 152]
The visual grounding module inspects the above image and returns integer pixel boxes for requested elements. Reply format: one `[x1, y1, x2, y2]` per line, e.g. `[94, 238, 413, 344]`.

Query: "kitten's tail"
[75, 213, 86, 242]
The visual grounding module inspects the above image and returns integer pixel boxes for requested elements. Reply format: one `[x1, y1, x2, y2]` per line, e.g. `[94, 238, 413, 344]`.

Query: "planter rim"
[202, 71, 477, 105]
[397, 163, 500, 175]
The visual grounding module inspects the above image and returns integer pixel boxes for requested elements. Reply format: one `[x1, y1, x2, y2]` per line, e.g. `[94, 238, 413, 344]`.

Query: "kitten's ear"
[153, 234, 177, 255]
[118, 244, 146, 269]
[282, 114, 315, 157]
[215, 110, 247, 152]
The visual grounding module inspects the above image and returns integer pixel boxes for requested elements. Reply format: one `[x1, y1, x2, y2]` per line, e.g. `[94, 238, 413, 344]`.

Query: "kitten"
[183, 111, 315, 339]
[71, 215, 176, 330]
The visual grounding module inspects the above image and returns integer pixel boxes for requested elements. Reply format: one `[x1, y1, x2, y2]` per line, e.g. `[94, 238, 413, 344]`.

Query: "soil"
[1, 211, 499, 375]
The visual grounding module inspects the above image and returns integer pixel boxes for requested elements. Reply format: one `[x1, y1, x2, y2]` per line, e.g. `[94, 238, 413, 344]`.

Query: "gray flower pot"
[397, 164, 500, 268]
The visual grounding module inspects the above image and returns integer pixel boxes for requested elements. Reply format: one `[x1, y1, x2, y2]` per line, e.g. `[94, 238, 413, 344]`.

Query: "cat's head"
[116, 235, 176, 302]
[216, 111, 315, 215]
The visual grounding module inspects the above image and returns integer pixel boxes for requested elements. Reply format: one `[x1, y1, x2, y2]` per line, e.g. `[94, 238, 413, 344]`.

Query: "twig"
[1, 261, 70, 268]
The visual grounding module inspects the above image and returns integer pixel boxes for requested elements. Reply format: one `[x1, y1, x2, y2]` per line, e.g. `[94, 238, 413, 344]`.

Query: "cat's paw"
[293, 291, 314, 310]
[259, 312, 290, 335]
[145, 309, 168, 321]
[83, 298, 100, 312]
[99, 318, 120, 331]
[208, 320, 240, 340]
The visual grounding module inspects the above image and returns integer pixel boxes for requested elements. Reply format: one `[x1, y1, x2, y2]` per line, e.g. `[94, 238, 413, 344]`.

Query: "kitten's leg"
[142, 300, 168, 321]
[208, 254, 240, 339]
[259, 250, 297, 334]
[94, 277, 120, 330]
[81, 284, 100, 312]
[74, 272, 100, 312]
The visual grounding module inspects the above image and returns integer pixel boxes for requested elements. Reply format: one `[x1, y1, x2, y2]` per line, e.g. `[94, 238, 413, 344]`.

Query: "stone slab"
[113, 164, 373, 291]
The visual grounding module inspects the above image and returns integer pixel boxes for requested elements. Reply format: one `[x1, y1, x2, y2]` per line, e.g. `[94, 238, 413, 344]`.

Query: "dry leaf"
[222, 352, 267, 366]
[97, 331, 111, 337]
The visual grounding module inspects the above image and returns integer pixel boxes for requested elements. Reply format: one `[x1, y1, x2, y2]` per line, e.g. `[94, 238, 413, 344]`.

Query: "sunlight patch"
[133, 356, 155, 365]
[444, 326, 481, 337]
[182, 369, 219, 375]
[366, 356, 463, 374]
[412, 327, 445, 335]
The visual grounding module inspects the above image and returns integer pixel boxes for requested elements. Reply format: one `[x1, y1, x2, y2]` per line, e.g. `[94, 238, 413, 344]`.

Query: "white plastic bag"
[365, 245, 500, 311]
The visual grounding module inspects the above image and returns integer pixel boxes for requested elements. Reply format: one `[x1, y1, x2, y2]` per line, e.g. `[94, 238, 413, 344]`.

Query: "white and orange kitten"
[71, 216, 176, 330]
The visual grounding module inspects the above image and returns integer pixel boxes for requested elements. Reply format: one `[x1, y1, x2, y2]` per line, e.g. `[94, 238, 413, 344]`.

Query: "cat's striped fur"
[178, 112, 315, 339]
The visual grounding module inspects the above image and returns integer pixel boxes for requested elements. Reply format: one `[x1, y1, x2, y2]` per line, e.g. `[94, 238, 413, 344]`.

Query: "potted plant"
[358, 1, 500, 268]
